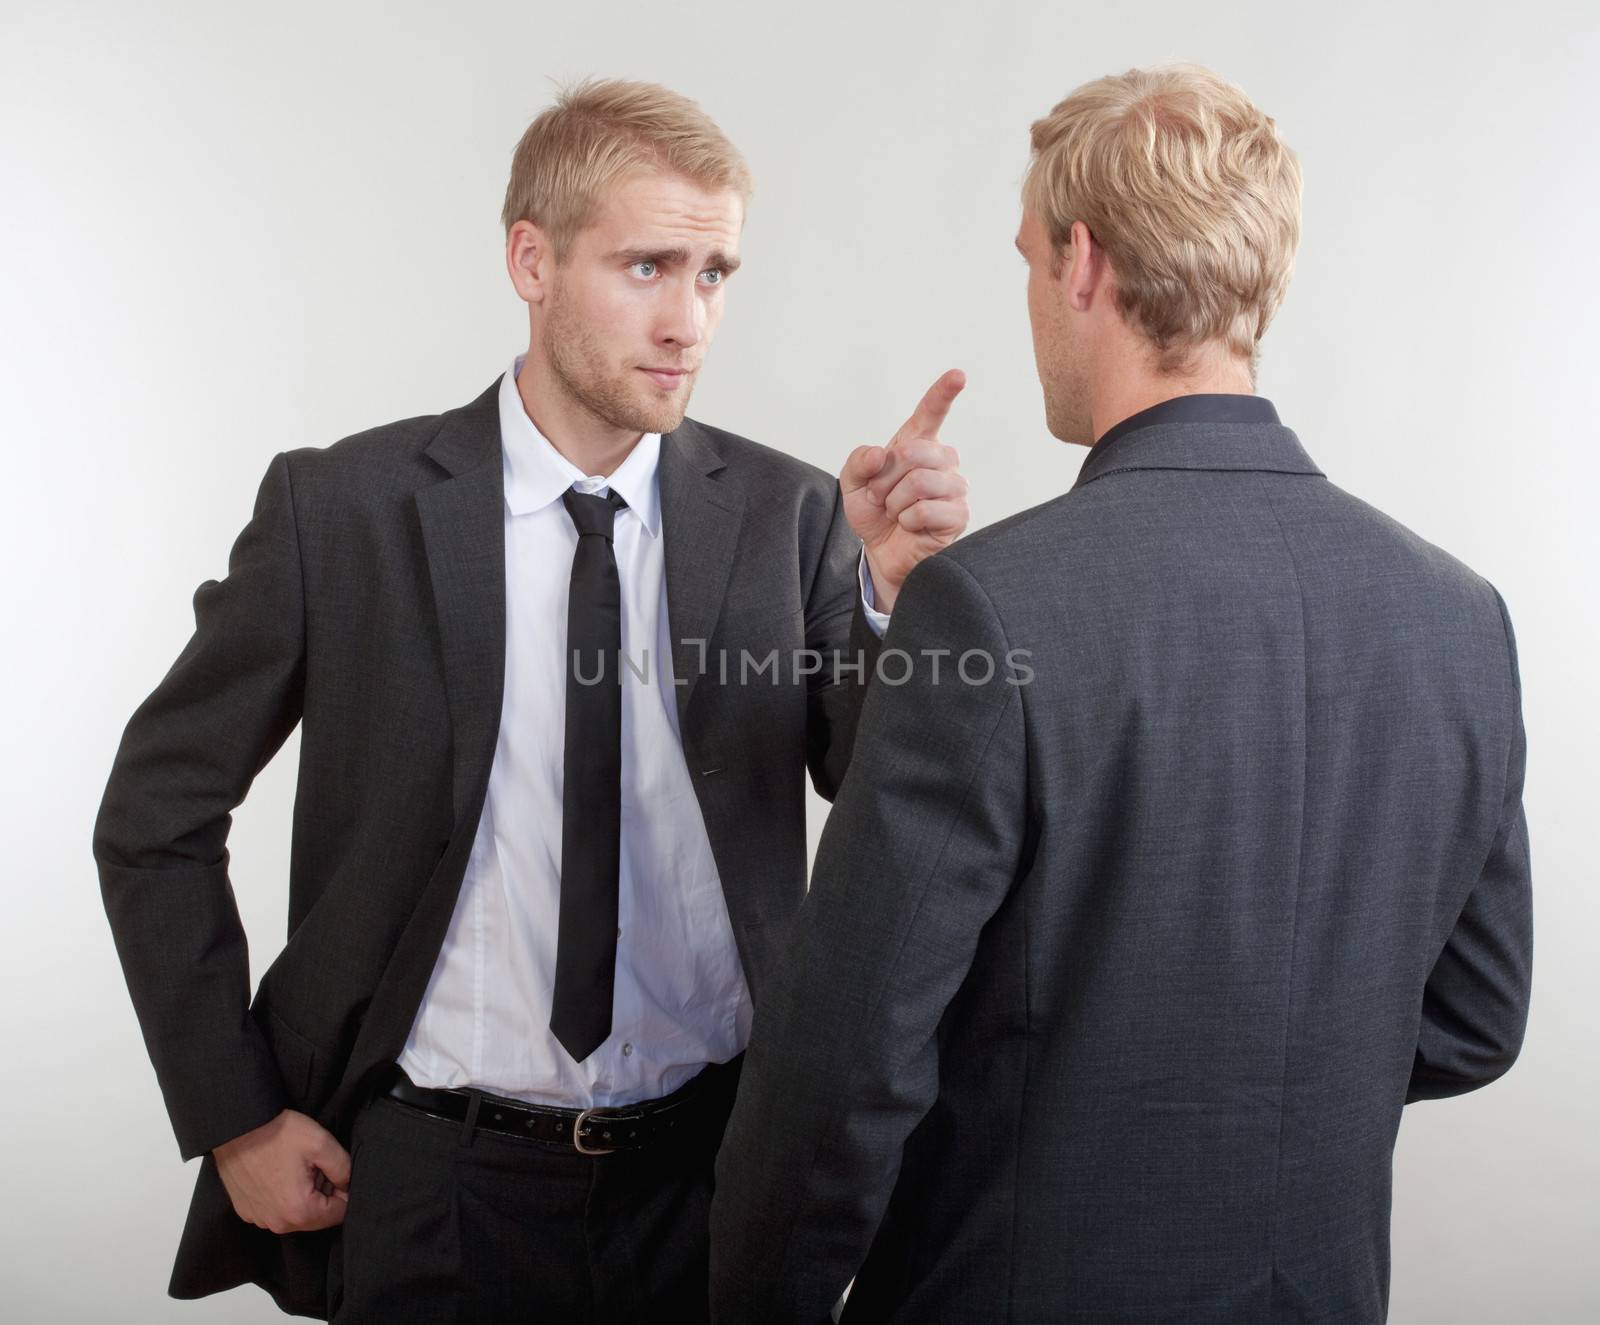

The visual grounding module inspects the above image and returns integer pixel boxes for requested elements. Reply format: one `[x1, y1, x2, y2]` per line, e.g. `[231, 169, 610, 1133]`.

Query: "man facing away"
[710, 63, 1532, 1324]
[92, 79, 969, 1322]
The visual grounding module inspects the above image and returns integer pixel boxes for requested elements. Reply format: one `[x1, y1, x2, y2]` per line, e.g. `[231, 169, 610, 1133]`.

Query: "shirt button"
[622, 1043, 633, 1057]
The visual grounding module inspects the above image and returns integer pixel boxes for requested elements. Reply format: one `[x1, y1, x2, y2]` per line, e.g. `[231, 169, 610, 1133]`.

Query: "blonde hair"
[1023, 63, 1302, 376]
[501, 77, 753, 258]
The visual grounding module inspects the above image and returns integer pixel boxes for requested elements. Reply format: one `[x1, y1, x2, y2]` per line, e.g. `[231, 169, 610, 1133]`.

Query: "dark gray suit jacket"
[709, 410, 1532, 1324]
[92, 376, 881, 1317]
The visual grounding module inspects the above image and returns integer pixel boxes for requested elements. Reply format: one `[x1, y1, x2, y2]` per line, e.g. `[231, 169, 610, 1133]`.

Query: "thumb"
[310, 1127, 353, 1191]
[840, 444, 888, 496]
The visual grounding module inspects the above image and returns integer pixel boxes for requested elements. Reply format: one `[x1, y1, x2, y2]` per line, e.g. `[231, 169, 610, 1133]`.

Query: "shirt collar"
[1072, 392, 1322, 491]
[497, 353, 662, 537]
[1089, 393, 1281, 464]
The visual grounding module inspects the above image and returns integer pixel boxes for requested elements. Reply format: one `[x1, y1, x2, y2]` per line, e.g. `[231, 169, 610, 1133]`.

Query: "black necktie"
[551, 485, 628, 1063]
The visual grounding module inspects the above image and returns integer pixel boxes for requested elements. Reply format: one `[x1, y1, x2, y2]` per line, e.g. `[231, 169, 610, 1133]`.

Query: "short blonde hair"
[501, 77, 754, 258]
[1023, 63, 1302, 375]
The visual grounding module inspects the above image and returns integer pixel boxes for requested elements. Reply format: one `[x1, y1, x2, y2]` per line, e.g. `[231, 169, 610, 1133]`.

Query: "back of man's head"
[1023, 63, 1302, 378]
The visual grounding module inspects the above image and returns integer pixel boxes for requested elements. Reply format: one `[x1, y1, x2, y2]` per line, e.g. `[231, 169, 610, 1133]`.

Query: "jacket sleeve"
[711, 551, 1028, 1324]
[92, 450, 307, 1159]
[1407, 586, 1533, 1102]
[803, 481, 884, 801]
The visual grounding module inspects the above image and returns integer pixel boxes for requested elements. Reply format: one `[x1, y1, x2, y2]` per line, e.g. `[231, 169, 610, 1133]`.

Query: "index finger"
[898, 368, 967, 443]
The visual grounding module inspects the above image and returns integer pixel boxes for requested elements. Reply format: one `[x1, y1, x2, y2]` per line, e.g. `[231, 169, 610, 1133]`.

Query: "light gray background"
[3, 1, 1595, 1320]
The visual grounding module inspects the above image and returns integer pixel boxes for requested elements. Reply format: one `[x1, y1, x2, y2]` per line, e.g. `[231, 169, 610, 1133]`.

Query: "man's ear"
[506, 220, 554, 306]
[1059, 219, 1102, 314]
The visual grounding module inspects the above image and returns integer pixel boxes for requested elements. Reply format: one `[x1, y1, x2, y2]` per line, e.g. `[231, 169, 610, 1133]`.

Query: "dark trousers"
[329, 1056, 742, 1324]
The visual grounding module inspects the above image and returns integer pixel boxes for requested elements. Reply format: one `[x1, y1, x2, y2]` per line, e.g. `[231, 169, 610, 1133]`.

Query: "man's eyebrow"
[606, 246, 742, 273]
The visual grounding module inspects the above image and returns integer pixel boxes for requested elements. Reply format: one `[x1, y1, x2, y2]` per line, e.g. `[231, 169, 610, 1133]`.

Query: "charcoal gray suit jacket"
[709, 403, 1532, 1324]
[92, 376, 882, 1317]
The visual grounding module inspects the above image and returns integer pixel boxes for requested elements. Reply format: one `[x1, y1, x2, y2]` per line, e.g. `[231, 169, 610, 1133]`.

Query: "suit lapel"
[416, 381, 507, 829]
[658, 418, 746, 731]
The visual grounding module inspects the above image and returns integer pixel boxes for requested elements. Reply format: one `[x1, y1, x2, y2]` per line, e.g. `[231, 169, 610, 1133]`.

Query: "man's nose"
[656, 277, 704, 349]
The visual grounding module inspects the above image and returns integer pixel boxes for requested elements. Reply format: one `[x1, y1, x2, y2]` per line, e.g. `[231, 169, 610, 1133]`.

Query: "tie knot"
[562, 486, 627, 539]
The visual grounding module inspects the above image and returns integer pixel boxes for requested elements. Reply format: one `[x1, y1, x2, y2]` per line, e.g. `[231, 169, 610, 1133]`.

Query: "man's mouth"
[638, 367, 691, 389]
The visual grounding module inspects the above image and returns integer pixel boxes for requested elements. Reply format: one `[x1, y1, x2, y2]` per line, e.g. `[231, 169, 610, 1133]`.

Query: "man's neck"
[516, 352, 643, 478]
[1089, 349, 1255, 446]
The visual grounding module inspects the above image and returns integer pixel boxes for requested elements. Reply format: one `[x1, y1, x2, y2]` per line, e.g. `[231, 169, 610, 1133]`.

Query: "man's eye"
[628, 260, 657, 278]
[699, 268, 723, 286]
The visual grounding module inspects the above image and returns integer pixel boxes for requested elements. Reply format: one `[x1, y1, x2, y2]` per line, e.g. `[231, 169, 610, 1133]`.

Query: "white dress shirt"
[399, 356, 888, 1107]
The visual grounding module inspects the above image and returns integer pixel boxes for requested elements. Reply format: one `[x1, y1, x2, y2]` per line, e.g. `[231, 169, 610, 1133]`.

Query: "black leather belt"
[382, 1060, 735, 1156]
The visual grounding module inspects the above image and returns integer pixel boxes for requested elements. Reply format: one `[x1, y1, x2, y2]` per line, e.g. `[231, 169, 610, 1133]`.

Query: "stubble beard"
[545, 281, 694, 437]
[1042, 368, 1092, 446]
[1040, 329, 1093, 446]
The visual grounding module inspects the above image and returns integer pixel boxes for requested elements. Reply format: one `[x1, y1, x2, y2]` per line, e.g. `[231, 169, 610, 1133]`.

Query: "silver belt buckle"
[572, 1106, 622, 1155]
